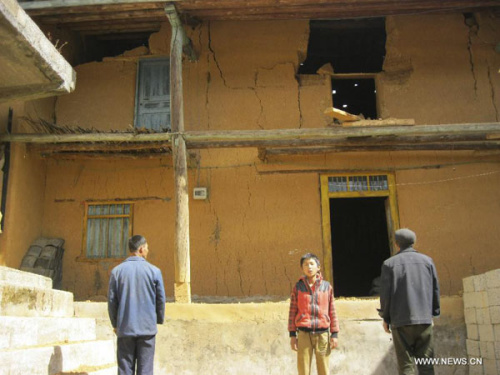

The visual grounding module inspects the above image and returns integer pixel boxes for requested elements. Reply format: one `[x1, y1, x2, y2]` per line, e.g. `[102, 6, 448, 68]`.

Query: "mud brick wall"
[463, 269, 500, 375]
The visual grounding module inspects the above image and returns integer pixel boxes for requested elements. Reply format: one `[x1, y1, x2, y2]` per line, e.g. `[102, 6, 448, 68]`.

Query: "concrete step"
[0, 339, 116, 375]
[0, 266, 52, 289]
[55, 363, 118, 375]
[0, 316, 97, 350]
[0, 280, 74, 317]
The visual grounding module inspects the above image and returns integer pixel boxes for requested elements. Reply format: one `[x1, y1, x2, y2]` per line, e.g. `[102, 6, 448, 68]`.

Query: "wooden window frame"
[80, 201, 133, 262]
[134, 56, 171, 131]
[319, 172, 400, 285]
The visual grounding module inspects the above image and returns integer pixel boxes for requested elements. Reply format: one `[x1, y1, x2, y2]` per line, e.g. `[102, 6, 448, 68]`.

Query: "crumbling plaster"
[1, 15, 500, 299]
[380, 14, 500, 123]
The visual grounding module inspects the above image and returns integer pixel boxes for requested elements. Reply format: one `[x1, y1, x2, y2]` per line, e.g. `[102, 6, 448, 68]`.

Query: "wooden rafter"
[3, 123, 500, 157]
[19, 0, 500, 35]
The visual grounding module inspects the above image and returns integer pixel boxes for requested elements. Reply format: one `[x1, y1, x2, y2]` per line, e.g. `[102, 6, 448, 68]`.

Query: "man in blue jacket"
[108, 235, 166, 375]
[379, 228, 440, 375]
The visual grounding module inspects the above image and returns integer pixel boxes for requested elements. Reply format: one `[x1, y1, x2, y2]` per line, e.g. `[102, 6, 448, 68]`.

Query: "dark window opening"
[82, 33, 150, 63]
[332, 78, 377, 119]
[330, 197, 390, 297]
[299, 18, 386, 74]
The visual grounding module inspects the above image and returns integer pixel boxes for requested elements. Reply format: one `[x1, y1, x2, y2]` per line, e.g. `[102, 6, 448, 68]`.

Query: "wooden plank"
[35, 9, 166, 24]
[324, 107, 362, 122]
[21, 0, 178, 11]
[28, 141, 171, 153]
[26, 2, 164, 16]
[176, 0, 498, 11]
[3, 123, 500, 146]
[39, 152, 169, 159]
[263, 142, 500, 156]
[177, 1, 499, 20]
[76, 24, 162, 34]
[342, 118, 415, 127]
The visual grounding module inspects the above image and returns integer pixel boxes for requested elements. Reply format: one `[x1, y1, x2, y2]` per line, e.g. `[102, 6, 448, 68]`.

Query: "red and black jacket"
[288, 274, 339, 337]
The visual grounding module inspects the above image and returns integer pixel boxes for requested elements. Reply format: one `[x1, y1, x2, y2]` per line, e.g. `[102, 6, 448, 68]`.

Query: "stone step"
[55, 363, 118, 375]
[0, 266, 52, 289]
[0, 280, 74, 317]
[74, 301, 108, 318]
[0, 316, 97, 350]
[0, 339, 116, 375]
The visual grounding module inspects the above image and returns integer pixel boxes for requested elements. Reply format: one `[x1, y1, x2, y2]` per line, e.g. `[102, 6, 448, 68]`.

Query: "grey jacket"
[379, 247, 440, 328]
[108, 256, 166, 337]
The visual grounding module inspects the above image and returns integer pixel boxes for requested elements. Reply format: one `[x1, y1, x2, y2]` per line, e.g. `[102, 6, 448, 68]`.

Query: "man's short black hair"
[300, 253, 320, 267]
[129, 235, 147, 252]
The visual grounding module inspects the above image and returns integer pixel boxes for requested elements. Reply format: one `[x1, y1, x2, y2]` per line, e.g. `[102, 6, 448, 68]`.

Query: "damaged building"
[1, 0, 500, 374]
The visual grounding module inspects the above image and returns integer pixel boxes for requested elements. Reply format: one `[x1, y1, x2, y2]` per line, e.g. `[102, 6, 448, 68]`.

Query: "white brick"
[481, 341, 496, 359]
[485, 269, 500, 289]
[483, 359, 498, 375]
[468, 361, 484, 375]
[480, 291, 490, 308]
[488, 288, 500, 306]
[477, 308, 492, 325]
[464, 292, 481, 308]
[464, 276, 476, 293]
[467, 339, 481, 357]
[495, 342, 500, 359]
[479, 324, 496, 342]
[465, 308, 478, 324]
[490, 306, 500, 324]
[468, 324, 479, 340]
[475, 274, 487, 291]
[494, 324, 500, 341]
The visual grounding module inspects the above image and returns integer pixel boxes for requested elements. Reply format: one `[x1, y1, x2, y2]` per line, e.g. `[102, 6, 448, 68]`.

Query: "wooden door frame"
[319, 172, 400, 285]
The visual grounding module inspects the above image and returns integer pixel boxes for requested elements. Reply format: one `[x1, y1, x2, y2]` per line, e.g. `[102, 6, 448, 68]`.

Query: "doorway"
[330, 197, 390, 297]
[320, 173, 399, 296]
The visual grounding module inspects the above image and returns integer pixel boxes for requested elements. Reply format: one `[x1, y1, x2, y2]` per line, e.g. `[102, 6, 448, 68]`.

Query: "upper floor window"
[135, 58, 171, 131]
[84, 202, 132, 259]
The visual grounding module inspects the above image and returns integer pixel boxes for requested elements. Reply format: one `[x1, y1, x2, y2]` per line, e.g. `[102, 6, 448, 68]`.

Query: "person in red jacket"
[288, 253, 339, 375]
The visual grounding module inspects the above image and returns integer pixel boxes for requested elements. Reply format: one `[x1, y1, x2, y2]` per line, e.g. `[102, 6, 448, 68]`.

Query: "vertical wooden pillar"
[167, 5, 191, 303]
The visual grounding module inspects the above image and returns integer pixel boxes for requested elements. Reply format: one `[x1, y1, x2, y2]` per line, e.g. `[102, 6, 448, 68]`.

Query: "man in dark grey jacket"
[379, 228, 440, 375]
[108, 235, 166, 375]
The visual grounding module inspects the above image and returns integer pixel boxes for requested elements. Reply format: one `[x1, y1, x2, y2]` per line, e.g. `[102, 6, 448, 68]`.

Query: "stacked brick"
[463, 269, 500, 375]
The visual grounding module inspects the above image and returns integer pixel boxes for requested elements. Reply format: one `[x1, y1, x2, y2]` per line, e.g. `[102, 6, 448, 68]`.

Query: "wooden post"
[167, 5, 191, 303]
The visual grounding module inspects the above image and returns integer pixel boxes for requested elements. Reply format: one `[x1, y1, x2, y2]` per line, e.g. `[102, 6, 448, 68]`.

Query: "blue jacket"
[108, 256, 166, 337]
[379, 247, 440, 328]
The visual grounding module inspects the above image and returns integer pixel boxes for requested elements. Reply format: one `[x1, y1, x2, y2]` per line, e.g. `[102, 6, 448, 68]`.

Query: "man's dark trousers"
[117, 335, 156, 375]
[392, 324, 434, 375]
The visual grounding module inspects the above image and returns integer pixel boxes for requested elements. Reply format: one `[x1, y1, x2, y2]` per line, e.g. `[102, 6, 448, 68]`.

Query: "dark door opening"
[330, 197, 390, 297]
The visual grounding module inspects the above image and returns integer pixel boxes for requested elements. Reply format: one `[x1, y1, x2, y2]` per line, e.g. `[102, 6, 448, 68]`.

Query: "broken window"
[84, 202, 132, 259]
[135, 58, 171, 131]
[299, 18, 386, 119]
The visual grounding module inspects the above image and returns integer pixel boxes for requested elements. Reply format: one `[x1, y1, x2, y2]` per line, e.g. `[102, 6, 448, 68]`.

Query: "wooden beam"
[2, 123, 500, 147]
[0, 132, 172, 143]
[26, 2, 164, 16]
[176, 1, 499, 20]
[165, 4, 197, 62]
[28, 141, 171, 153]
[261, 142, 500, 159]
[21, 0, 178, 11]
[35, 9, 166, 24]
[342, 119, 416, 127]
[168, 4, 191, 303]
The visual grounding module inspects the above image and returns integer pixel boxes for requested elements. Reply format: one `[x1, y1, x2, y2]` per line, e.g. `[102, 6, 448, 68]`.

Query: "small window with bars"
[84, 203, 132, 259]
[328, 175, 388, 192]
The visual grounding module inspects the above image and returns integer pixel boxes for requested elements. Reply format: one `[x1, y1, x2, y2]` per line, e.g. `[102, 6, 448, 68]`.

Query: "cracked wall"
[379, 13, 500, 123]
[3, 15, 500, 298]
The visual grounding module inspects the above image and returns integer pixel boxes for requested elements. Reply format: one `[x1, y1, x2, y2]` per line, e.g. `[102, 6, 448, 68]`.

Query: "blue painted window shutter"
[135, 58, 171, 131]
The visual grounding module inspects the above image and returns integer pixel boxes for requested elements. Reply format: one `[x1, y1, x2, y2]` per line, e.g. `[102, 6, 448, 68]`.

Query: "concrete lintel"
[0, 0, 76, 103]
